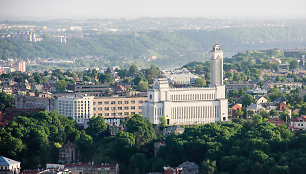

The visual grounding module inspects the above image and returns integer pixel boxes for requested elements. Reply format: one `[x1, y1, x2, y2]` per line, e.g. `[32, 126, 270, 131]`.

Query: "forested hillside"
[1, 25, 306, 67]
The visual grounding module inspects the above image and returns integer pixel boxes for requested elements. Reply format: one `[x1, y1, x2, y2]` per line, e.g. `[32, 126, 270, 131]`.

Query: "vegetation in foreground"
[1, 111, 306, 174]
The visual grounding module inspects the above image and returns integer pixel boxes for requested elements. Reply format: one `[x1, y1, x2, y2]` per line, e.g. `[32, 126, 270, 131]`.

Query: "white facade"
[142, 44, 228, 125]
[210, 44, 223, 87]
[0, 156, 21, 174]
[55, 95, 94, 127]
[166, 74, 200, 85]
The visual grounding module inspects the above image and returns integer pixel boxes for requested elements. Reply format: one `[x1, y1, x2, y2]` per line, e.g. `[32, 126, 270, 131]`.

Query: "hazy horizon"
[1, 0, 306, 21]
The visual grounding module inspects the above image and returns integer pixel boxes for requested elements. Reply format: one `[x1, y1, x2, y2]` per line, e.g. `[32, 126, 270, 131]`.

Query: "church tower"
[210, 44, 223, 87]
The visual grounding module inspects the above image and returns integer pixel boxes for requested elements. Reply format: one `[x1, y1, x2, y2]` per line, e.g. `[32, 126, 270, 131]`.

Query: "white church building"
[142, 44, 228, 125]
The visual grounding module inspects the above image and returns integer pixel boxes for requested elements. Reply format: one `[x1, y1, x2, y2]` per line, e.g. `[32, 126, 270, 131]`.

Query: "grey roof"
[0, 156, 20, 165]
[247, 104, 264, 110]
[178, 161, 199, 169]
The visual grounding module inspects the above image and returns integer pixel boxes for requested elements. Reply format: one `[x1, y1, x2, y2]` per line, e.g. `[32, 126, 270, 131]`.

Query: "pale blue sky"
[0, 0, 306, 20]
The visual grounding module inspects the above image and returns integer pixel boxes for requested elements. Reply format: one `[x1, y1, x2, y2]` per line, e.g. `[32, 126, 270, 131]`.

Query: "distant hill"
[1, 24, 306, 67]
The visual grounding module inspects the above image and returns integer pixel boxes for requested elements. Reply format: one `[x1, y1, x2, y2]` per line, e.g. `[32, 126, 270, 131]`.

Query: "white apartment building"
[55, 95, 94, 127]
[142, 44, 228, 125]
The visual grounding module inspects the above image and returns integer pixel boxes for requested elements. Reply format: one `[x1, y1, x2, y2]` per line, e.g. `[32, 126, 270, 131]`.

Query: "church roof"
[0, 156, 20, 165]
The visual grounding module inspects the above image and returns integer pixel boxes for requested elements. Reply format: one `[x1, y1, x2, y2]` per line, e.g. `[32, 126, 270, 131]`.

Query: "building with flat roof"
[142, 45, 228, 125]
[55, 95, 94, 127]
[93, 95, 146, 123]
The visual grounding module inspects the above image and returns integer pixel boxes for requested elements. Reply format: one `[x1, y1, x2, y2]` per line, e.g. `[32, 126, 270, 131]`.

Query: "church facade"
[142, 44, 228, 125]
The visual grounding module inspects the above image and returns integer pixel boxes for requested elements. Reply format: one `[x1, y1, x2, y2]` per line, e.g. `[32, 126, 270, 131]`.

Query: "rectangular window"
[105, 107, 109, 110]
[105, 113, 109, 116]
[131, 106, 135, 110]
[111, 101, 116, 104]
[118, 112, 123, 116]
[139, 100, 143, 103]
[98, 102, 102, 105]
[104, 101, 109, 104]
[131, 100, 135, 104]
[125, 101, 129, 104]
[138, 106, 142, 109]
[131, 112, 135, 115]
[118, 107, 123, 110]
[118, 101, 122, 104]
[124, 106, 129, 110]
[124, 112, 129, 115]
[98, 113, 102, 116]
[93, 102, 96, 105]
[98, 108, 102, 111]
[111, 113, 116, 116]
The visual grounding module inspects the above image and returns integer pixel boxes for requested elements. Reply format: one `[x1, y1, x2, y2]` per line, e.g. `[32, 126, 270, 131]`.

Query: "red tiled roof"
[22, 169, 40, 174]
[291, 116, 306, 122]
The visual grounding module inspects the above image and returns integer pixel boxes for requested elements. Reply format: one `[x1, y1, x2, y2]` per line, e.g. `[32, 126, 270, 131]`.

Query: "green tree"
[112, 131, 136, 163]
[98, 73, 114, 84]
[126, 114, 157, 147]
[289, 60, 299, 70]
[195, 78, 206, 87]
[242, 94, 256, 107]
[76, 130, 93, 150]
[136, 80, 148, 91]
[86, 116, 107, 137]
[55, 80, 68, 92]
[200, 159, 217, 174]
[0, 92, 15, 111]
[129, 153, 149, 174]
[129, 64, 139, 74]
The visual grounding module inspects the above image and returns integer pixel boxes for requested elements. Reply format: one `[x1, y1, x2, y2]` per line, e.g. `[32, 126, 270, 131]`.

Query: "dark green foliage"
[0, 92, 15, 111]
[126, 114, 157, 147]
[195, 78, 206, 87]
[0, 111, 92, 169]
[98, 73, 114, 84]
[86, 116, 107, 137]
[55, 80, 68, 92]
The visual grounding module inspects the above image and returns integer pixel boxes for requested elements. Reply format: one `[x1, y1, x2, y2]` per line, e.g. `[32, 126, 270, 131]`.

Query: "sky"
[0, 0, 306, 20]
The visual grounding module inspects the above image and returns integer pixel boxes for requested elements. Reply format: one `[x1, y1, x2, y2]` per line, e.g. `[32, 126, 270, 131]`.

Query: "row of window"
[170, 93, 215, 101]
[94, 112, 138, 117]
[94, 106, 141, 111]
[94, 100, 143, 105]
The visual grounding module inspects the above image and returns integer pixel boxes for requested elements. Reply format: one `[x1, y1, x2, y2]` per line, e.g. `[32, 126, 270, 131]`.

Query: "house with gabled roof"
[0, 156, 21, 174]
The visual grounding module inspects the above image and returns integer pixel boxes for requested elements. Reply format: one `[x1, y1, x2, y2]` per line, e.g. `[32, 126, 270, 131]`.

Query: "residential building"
[277, 102, 292, 117]
[154, 141, 165, 156]
[55, 95, 94, 127]
[164, 161, 199, 174]
[226, 83, 256, 91]
[163, 126, 185, 136]
[17, 61, 26, 72]
[142, 44, 228, 125]
[15, 94, 55, 111]
[267, 117, 285, 126]
[229, 103, 242, 117]
[290, 116, 306, 131]
[59, 142, 79, 164]
[93, 95, 146, 120]
[68, 83, 110, 97]
[64, 163, 119, 174]
[246, 104, 265, 118]
[4, 108, 44, 122]
[178, 162, 199, 174]
[256, 96, 268, 105]
[0, 156, 21, 174]
[262, 82, 302, 90]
